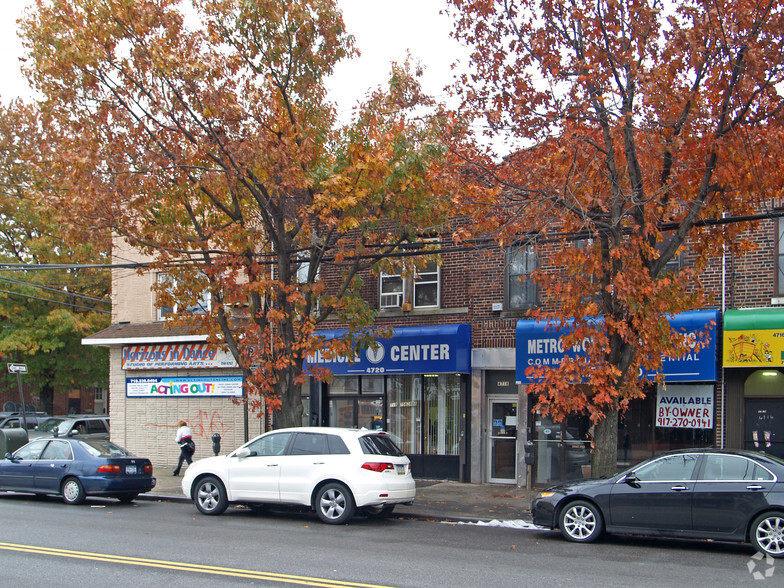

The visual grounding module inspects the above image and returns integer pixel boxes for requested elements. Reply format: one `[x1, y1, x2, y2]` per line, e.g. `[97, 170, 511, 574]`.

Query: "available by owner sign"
[655, 384, 714, 429]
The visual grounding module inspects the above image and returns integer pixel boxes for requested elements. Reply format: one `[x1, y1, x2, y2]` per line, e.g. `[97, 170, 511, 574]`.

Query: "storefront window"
[424, 375, 461, 455]
[620, 384, 714, 466]
[386, 375, 421, 455]
[329, 377, 358, 395]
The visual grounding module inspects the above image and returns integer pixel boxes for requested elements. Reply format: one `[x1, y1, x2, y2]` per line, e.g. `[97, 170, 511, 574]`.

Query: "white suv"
[182, 427, 415, 524]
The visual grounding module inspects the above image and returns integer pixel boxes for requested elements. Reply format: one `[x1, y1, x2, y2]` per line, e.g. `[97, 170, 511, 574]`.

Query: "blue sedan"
[0, 438, 156, 504]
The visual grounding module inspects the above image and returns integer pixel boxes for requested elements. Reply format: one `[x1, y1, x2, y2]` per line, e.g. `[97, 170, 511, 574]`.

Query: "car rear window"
[359, 434, 404, 456]
[78, 440, 135, 457]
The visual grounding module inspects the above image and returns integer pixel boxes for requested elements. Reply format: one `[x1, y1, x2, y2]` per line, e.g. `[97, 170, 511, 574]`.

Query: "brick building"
[83, 212, 784, 484]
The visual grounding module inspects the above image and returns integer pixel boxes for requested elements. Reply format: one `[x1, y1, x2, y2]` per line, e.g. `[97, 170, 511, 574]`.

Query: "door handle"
[671, 485, 689, 491]
[747, 485, 764, 490]
[313, 462, 325, 465]
[266, 464, 279, 467]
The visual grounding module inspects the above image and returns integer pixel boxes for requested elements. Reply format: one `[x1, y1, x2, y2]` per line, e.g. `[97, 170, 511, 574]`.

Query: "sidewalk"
[144, 469, 537, 522]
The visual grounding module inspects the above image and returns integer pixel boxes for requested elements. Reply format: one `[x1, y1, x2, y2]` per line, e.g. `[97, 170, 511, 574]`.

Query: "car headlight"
[537, 491, 555, 499]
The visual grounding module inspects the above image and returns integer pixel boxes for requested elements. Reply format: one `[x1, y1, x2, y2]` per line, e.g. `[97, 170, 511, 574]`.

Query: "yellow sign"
[723, 330, 783, 367]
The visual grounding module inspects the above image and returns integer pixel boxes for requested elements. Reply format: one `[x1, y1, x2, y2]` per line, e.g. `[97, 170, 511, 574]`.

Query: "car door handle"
[313, 462, 325, 465]
[671, 485, 689, 491]
[266, 464, 279, 467]
[747, 485, 765, 491]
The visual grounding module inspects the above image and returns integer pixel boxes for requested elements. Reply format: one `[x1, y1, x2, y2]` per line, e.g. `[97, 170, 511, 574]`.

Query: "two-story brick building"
[83, 213, 784, 485]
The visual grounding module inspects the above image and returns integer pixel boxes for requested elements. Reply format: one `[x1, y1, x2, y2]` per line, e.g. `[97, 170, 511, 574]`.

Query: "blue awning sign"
[307, 324, 471, 376]
[515, 310, 718, 384]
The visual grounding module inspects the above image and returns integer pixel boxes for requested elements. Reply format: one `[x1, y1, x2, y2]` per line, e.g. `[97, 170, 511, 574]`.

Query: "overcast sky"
[0, 0, 468, 120]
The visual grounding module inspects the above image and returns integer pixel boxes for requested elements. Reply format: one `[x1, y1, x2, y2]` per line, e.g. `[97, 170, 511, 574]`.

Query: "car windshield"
[36, 418, 65, 432]
[77, 440, 135, 458]
[359, 433, 405, 456]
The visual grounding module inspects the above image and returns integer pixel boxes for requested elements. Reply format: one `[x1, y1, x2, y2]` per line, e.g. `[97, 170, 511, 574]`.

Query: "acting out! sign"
[126, 376, 243, 397]
[655, 384, 714, 429]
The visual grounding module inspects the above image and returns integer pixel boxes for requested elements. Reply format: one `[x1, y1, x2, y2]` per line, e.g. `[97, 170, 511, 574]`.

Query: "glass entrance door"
[487, 397, 517, 483]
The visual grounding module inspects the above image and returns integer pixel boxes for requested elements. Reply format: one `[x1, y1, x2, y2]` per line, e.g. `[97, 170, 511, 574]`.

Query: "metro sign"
[7, 363, 28, 374]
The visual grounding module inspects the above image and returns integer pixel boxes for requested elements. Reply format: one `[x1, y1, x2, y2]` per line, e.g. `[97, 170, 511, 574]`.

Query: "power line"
[0, 289, 111, 314]
[0, 208, 777, 273]
[0, 276, 110, 305]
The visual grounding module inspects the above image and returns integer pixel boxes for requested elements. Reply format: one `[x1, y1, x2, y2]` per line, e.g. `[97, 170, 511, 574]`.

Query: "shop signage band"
[126, 376, 244, 397]
[723, 308, 784, 367]
[515, 310, 719, 384]
[122, 343, 238, 370]
[306, 324, 472, 376]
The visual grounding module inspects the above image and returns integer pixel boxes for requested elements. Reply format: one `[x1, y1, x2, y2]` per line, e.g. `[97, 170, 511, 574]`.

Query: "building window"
[379, 246, 440, 310]
[658, 235, 683, 275]
[156, 272, 211, 320]
[507, 246, 537, 310]
[380, 270, 405, 309]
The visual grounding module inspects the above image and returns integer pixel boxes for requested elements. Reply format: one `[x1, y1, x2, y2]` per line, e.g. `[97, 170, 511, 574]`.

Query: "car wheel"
[116, 493, 139, 503]
[751, 511, 784, 559]
[559, 500, 604, 543]
[363, 504, 395, 518]
[315, 482, 355, 524]
[194, 476, 228, 516]
[61, 477, 86, 505]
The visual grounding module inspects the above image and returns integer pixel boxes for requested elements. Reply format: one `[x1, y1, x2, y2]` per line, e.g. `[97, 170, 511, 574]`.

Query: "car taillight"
[97, 464, 122, 473]
[144, 464, 153, 473]
[362, 462, 394, 473]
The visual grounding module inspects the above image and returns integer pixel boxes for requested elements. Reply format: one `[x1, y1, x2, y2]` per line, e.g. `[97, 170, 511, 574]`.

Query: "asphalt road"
[0, 492, 777, 587]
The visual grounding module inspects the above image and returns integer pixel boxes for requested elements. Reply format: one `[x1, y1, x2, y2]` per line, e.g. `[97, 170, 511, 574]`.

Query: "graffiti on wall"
[147, 409, 233, 439]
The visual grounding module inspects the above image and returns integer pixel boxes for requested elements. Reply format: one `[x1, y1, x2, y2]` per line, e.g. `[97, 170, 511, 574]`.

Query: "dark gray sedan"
[531, 449, 784, 558]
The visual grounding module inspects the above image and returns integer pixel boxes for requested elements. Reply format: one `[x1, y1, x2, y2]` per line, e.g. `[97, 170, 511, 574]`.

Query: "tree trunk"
[273, 371, 304, 429]
[592, 405, 619, 478]
[39, 382, 55, 417]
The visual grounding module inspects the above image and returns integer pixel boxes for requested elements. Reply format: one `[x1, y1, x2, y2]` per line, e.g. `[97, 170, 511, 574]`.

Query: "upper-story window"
[507, 246, 537, 310]
[658, 235, 683, 275]
[379, 248, 440, 310]
[156, 272, 211, 320]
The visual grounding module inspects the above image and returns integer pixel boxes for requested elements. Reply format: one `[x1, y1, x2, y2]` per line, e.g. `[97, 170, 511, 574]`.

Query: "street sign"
[7, 363, 28, 374]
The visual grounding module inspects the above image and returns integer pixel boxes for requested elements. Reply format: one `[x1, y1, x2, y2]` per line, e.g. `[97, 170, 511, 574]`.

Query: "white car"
[181, 427, 415, 524]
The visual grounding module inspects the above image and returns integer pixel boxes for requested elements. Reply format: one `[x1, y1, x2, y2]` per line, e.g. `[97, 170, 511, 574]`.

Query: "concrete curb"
[137, 492, 515, 524]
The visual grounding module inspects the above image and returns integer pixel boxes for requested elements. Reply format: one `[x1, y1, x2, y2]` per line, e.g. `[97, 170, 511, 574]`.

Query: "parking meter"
[524, 441, 535, 466]
[211, 433, 221, 455]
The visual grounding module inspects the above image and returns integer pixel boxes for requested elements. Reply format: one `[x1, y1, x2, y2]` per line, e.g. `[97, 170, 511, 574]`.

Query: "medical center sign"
[306, 325, 471, 376]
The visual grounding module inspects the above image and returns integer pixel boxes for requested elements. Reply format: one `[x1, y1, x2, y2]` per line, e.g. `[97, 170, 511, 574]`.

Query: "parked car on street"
[29, 415, 109, 440]
[182, 427, 416, 524]
[0, 437, 155, 504]
[531, 448, 784, 558]
[0, 412, 50, 430]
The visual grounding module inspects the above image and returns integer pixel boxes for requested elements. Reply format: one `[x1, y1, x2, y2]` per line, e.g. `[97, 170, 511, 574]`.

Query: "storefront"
[306, 324, 472, 481]
[83, 327, 259, 468]
[723, 308, 784, 459]
[516, 310, 719, 485]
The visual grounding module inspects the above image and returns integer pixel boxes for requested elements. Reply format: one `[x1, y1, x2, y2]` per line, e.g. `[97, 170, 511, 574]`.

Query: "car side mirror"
[623, 473, 641, 488]
[235, 447, 251, 459]
[4, 452, 12, 461]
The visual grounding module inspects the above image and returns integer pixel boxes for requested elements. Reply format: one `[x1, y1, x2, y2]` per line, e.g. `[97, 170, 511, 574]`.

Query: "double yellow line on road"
[0, 542, 397, 588]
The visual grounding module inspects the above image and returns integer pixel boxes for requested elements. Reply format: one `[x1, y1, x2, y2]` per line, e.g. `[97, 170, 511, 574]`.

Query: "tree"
[20, 0, 454, 428]
[0, 100, 111, 414]
[448, 0, 784, 475]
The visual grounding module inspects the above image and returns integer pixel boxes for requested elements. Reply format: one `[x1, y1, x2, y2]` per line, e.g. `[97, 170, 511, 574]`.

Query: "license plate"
[395, 465, 406, 475]
[126, 465, 137, 474]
